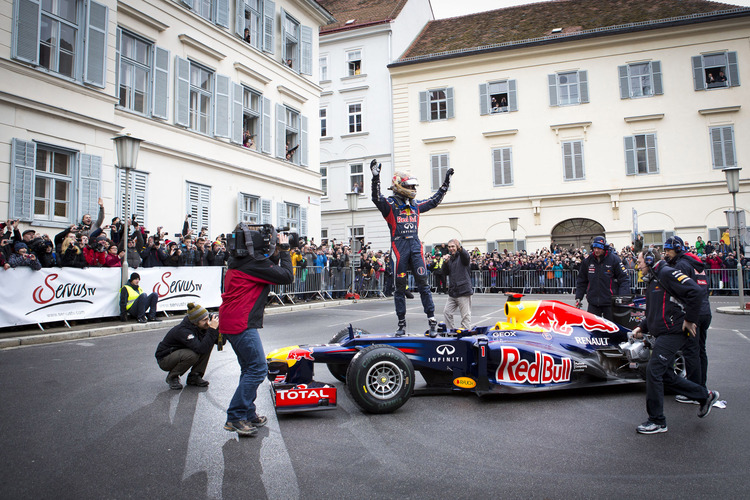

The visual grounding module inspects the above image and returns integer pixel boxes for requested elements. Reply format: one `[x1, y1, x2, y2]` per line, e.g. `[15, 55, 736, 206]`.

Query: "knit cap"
[187, 302, 209, 324]
[15, 242, 28, 252]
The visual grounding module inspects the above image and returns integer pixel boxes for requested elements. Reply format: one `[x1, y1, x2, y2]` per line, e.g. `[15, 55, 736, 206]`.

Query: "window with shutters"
[116, 168, 149, 226]
[346, 49, 362, 76]
[186, 182, 210, 234]
[480, 80, 518, 115]
[489, 81, 509, 113]
[319, 55, 329, 81]
[182, 0, 228, 27]
[624, 133, 658, 175]
[238, 193, 260, 223]
[429, 89, 448, 120]
[619, 62, 662, 99]
[12, 0, 108, 86]
[242, 86, 261, 151]
[320, 166, 328, 197]
[189, 62, 213, 135]
[561, 140, 585, 181]
[276, 104, 307, 166]
[320, 108, 328, 137]
[350, 163, 363, 193]
[238, 0, 270, 51]
[9, 139, 102, 225]
[283, 106, 300, 163]
[282, 11, 299, 70]
[347, 102, 362, 133]
[709, 126, 736, 169]
[492, 147, 513, 186]
[549, 71, 588, 106]
[117, 30, 151, 115]
[692, 52, 740, 91]
[430, 153, 449, 190]
[282, 202, 300, 232]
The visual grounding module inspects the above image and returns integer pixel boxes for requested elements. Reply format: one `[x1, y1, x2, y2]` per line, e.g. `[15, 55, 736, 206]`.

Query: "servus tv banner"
[0, 267, 223, 328]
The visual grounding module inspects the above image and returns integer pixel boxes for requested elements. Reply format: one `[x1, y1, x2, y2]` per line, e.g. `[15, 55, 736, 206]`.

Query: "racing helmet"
[390, 171, 418, 199]
[591, 236, 607, 251]
[663, 236, 684, 253]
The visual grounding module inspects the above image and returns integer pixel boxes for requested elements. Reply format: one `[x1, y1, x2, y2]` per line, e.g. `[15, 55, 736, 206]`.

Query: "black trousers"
[158, 348, 211, 379]
[128, 292, 159, 319]
[646, 333, 709, 425]
[586, 303, 613, 321]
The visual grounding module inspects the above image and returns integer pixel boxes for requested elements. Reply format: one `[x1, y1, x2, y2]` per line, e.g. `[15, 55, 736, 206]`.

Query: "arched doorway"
[551, 218, 605, 249]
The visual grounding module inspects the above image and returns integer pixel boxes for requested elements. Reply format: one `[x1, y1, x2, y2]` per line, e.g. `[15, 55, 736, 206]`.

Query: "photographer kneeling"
[219, 224, 294, 437]
[155, 303, 219, 390]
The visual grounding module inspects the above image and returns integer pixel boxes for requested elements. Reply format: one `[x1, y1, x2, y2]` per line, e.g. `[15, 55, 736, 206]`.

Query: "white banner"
[0, 267, 224, 328]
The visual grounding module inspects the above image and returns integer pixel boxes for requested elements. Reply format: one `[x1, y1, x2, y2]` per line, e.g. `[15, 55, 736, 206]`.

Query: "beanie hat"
[187, 302, 209, 324]
[15, 242, 28, 251]
[129, 272, 140, 282]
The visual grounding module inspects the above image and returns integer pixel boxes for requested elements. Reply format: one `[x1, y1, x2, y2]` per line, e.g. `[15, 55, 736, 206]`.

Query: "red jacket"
[83, 247, 106, 266]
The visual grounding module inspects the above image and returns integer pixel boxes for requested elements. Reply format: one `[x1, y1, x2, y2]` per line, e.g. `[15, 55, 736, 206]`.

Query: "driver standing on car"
[370, 158, 454, 337]
[575, 236, 630, 321]
[219, 226, 294, 437]
[631, 249, 720, 434]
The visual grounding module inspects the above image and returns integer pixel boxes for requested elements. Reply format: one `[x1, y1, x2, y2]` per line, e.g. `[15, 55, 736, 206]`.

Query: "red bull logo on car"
[496, 346, 572, 384]
[523, 301, 619, 336]
[287, 348, 315, 362]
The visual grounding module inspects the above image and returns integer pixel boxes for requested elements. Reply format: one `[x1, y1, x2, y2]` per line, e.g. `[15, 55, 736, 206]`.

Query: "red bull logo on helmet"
[524, 301, 619, 336]
[287, 348, 315, 362]
[496, 346, 572, 384]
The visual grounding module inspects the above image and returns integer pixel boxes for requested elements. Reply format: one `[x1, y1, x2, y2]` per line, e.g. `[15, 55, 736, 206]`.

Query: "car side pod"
[270, 381, 338, 414]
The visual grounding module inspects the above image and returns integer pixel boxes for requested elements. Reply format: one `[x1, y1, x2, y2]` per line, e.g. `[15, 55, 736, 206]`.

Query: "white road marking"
[259, 386, 300, 500]
[734, 330, 750, 342]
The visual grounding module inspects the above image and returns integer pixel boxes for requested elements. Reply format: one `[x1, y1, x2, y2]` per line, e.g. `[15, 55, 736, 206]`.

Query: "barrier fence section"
[2, 265, 747, 328]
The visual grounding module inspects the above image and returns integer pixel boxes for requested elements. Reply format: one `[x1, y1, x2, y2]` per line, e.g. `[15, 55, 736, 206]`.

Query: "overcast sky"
[430, 0, 750, 19]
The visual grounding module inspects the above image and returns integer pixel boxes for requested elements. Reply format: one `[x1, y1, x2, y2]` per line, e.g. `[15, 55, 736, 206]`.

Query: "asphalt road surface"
[1, 294, 748, 499]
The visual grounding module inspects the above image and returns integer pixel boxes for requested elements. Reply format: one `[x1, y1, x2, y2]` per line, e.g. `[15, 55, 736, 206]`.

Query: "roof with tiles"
[398, 0, 747, 62]
[317, 0, 410, 33]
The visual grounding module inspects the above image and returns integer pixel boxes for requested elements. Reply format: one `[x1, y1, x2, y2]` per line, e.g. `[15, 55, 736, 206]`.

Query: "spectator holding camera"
[79, 198, 105, 240]
[8, 242, 41, 271]
[207, 240, 227, 266]
[164, 241, 182, 267]
[155, 302, 218, 390]
[219, 226, 294, 437]
[58, 232, 88, 268]
[140, 235, 167, 267]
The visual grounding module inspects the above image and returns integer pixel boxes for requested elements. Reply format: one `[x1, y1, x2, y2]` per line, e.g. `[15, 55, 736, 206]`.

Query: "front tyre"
[327, 327, 371, 383]
[346, 345, 415, 414]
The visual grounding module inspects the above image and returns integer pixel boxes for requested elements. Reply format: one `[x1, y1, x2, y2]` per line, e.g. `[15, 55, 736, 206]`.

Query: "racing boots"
[428, 317, 438, 338]
[395, 319, 407, 337]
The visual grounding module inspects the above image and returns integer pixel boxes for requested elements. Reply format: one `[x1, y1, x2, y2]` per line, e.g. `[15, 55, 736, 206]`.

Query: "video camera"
[226, 223, 299, 258]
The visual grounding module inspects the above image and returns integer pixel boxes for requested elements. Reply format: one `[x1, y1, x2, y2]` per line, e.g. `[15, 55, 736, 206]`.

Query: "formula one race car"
[266, 294, 678, 414]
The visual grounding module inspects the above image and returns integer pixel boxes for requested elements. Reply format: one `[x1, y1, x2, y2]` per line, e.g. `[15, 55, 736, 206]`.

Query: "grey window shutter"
[12, 0, 41, 64]
[651, 61, 663, 95]
[216, 0, 229, 28]
[300, 25, 312, 75]
[117, 169, 148, 222]
[237, 193, 246, 221]
[236, 0, 245, 36]
[79, 154, 102, 220]
[574, 141, 584, 178]
[431, 155, 440, 190]
[664, 231, 674, 243]
[487, 241, 497, 253]
[508, 79, 518, 112]
[504, 148, 512, 185]
[563, 142, 573, 179]
[263, 0, 275, 54]
[276, 202, 286, 227]
[231, 82, 243, 144]
[445, 87, 455, 119]
[133, 171, 148, 224]
[300, 114, 308, 167]
[175, 56, 190, 127]
[261, 199, 272, 224]
[517, 239, 526, 251]
[646, 134, 658, 173]
[708, 228, 720, 242]
[152, 46, 170, 119]
[262, 97, 271, 154]
[419, 91, 428, 121]
[479, 83, 489, 115]
[711, 128, 724, 168]
[618, 65, 629, 99]
[300, 207, 307, 237]
[10, 138, 36, 221]
[692, 55, 705, 91]
[548, 74, 558, 106]
[115, 27, 121, 100]
[722, 126, 735, 167]
[276, 103, 285, 158]
[181, 0, 194, 9]
[84, 0, 108, 88]
[727, 51, 740, 87]
[578, 70, 589, 103]
[624, 136, 636, 175]
[214, 74, 231, 138]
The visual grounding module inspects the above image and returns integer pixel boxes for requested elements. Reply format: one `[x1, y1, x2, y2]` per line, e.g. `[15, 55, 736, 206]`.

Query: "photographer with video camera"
[219, 223, 295, 437]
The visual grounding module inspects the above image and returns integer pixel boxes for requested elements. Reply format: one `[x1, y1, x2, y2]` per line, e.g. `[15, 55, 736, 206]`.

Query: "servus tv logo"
[28, 274, 97, 314]
[152, 272, 203, 301]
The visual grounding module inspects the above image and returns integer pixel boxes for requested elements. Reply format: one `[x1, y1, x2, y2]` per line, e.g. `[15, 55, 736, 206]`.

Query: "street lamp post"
[346, 192, 359, 302]
[722, 166, 745, 311]
[113, 134, 143, 286]
[509, 217, 519, 253]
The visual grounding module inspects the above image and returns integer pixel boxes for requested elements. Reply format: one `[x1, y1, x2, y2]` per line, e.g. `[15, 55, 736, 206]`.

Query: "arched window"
[551, 219, 605, 249]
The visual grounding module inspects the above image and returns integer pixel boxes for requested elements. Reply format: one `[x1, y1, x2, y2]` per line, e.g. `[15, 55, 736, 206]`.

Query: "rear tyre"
[346, 345, 415, 414]
[327, 327, 370, 383]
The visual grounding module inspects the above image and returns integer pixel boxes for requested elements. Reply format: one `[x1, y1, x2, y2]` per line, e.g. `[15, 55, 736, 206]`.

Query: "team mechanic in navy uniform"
[631, 248, 720, 434]
[663, 236, 712, 402]
[575, 236, 630, 321]
[370, 159, 453, 337]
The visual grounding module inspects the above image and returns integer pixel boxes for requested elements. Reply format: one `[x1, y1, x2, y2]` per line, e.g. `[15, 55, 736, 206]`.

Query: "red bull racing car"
[266, 295, 672, 414]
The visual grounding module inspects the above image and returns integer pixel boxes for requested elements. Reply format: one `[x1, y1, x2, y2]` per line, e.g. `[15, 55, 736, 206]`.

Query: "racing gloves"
[441, 168, 455, 191]
[370, 159, 381, 177]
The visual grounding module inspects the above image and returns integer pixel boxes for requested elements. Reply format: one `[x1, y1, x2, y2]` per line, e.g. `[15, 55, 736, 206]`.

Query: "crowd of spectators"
[2, 209, 748, 295]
